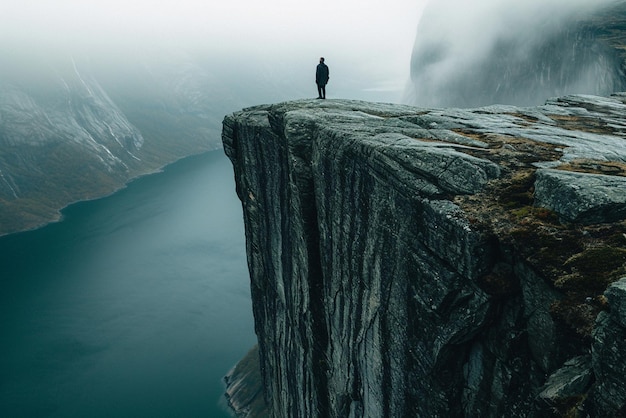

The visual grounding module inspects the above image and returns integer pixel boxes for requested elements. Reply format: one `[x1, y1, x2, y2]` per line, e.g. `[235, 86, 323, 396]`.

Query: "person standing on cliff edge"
[316, 57, 329, 99]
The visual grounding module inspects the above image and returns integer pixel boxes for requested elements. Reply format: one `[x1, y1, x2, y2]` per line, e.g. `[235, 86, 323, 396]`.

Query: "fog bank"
[406, 0, 626, 107]
[1, 0, 426, 104]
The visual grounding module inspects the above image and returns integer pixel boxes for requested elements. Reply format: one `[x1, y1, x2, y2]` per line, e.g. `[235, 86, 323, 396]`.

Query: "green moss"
[508, 228, 584, 282]
[548, 245, 626, 341]
[561, 247, 626, 292]
[499, 171, 535, 208]
[551, 299, 599, 343]
[510, 206, 559, 223]
[533, 207, 559, 222]
[511, 206, 532, 218]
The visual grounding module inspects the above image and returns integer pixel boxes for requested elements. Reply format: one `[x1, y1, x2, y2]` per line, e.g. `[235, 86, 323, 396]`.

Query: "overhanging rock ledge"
[223, 96, 626, 417]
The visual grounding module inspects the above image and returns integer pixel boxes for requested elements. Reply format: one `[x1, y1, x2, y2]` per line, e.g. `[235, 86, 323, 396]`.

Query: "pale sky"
[1, 0, 427, 101]
[1, 0, 425, 46]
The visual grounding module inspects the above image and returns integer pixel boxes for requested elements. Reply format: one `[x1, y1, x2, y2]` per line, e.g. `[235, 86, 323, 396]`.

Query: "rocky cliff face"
[223, 96, 626, 417]
[407, 0, 626, 107]
[0, 54, 227, 235]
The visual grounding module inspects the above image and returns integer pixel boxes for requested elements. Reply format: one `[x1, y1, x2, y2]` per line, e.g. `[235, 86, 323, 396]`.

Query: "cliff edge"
[223, 96, 626, 417]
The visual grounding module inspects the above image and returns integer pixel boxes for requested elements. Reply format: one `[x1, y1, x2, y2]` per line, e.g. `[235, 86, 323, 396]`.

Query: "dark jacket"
[316, 63, 329, 85]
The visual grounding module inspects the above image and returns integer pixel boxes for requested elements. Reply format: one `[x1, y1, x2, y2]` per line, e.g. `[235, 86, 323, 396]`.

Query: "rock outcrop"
[223, 95, 626, 417]
[224, 345, 270, 418]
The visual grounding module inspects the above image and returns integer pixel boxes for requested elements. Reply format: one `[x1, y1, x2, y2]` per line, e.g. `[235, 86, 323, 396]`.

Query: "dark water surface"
[0, 151, 256, 417]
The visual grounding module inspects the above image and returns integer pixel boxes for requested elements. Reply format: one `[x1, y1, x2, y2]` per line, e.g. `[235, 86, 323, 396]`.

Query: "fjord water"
[0, 151, 256, 417]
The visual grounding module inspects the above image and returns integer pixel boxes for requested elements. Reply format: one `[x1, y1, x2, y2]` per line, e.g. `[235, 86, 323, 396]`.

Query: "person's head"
[319, 57, 325, 63]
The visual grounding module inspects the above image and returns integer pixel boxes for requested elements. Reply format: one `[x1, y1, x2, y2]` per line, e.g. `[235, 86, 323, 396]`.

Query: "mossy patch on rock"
[548, 114, 616, 135]
[559, 159, 626, 177]
[561, 247, 626, 292]
[453, 131, 626, 344]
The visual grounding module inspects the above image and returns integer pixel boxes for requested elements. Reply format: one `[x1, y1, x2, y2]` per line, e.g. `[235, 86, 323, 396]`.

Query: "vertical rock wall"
[223, 108, 328, 416]
[223, 98, 626, 417]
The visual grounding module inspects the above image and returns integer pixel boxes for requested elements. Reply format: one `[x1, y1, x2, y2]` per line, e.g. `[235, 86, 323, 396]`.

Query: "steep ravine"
[223, 97, 626, 417]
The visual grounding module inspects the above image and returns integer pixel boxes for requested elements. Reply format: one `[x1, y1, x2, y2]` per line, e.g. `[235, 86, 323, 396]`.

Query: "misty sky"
[406, 0, 621, 106]
[1, 0, 427, 101]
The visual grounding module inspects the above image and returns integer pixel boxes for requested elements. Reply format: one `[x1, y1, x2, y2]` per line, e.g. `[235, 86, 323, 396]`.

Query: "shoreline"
[0, 148, 221, 239]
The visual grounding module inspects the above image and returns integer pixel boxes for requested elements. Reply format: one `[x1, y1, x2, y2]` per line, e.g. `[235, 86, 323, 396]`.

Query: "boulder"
[534, 169, 626, 224]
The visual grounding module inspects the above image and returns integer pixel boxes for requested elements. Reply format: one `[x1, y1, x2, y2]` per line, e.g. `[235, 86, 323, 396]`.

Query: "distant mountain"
[406, 0, 626, 107]
[0, 50, 266, 235]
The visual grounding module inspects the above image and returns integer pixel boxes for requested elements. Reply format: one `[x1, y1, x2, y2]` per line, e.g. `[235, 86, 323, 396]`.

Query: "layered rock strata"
[223, 96, 626, 417]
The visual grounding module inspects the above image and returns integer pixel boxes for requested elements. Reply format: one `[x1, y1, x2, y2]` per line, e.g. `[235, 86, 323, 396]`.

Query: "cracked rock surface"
[223, 95, 626, 417]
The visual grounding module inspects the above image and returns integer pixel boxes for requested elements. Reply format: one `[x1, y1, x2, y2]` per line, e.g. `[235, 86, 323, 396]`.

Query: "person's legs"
[317, 84, 323, 98]
[321, 84, 326, 99]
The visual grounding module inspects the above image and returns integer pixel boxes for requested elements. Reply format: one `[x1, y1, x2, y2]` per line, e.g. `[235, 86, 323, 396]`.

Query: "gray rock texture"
[223, 95, 626, 417]
[224, 345, 269, 418]
[591, 278, 626, 417]
[535, 169, 626, 224]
